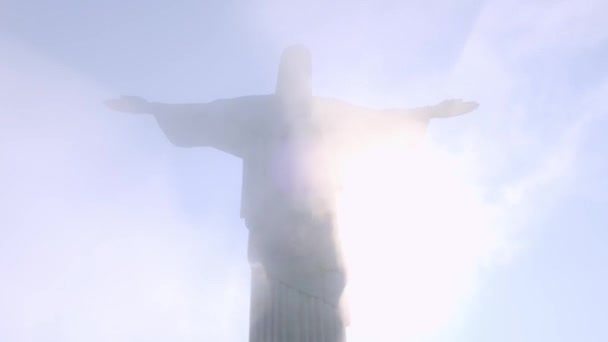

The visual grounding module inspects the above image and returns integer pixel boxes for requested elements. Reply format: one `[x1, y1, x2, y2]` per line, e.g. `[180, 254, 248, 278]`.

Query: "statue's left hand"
[432, 99, 479, 118]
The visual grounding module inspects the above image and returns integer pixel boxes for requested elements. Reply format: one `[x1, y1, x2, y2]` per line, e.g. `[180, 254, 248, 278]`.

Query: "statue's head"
[275, 45, 312, 103]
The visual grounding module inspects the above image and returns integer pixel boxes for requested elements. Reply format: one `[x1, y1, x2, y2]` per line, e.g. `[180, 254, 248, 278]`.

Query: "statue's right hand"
[104, 96, 150, 114]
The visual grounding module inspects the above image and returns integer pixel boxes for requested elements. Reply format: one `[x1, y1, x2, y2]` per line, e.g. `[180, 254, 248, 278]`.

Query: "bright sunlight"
[334, 132, 503, 341]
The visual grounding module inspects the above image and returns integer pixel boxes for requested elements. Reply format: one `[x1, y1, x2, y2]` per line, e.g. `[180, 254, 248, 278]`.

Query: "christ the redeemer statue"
[106, 45, 478, 342]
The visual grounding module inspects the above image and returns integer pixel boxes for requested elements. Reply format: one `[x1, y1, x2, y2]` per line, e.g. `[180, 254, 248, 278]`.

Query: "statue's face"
[276, 45, 312, 103]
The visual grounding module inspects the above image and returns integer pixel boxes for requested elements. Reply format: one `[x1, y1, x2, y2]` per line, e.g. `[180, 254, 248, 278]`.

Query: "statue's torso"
[240, 100, 339, 222]
[240, 100, 345, 302]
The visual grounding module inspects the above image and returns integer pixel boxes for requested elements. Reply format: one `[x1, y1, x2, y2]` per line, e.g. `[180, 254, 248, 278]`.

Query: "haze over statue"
[106, 45, 478, 342]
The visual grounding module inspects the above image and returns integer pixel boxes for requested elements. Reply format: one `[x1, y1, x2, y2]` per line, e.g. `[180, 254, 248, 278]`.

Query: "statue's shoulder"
[313, 96, 341, 106]
[312, 96, 360, 119]
[313, 96, 361, 111]
[208, 94, 278, 121]
[210, 94, 275, 106]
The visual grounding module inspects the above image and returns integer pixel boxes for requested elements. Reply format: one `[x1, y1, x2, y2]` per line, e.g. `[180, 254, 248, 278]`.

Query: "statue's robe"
[148, 94, 429, 341]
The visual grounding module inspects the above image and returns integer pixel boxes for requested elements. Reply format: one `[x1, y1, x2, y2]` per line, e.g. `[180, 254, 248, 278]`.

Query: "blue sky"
[1, 0, 607, 341]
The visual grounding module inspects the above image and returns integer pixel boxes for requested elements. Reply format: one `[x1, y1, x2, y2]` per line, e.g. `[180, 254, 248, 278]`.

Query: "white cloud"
[0, 39, 249, 342]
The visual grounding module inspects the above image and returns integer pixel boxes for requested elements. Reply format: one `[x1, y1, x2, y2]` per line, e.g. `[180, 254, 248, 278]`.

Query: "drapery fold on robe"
[249, 264, 345, 342]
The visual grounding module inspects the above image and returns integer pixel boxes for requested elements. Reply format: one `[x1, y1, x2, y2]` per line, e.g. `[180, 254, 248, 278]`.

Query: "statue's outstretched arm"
[316, 97, 478, 148]
[405, 99, 479, 119]
[105, 95, 272, 156]
[318, 97, 477, 121]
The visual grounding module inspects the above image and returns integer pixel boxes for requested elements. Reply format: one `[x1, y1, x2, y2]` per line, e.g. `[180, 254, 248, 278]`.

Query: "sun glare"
[334, 134, 500, 341]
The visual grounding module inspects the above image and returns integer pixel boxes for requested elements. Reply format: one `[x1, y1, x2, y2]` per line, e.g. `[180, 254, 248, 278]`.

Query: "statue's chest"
[240, 122, 338, 219]
[268, 131, 331, 189]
